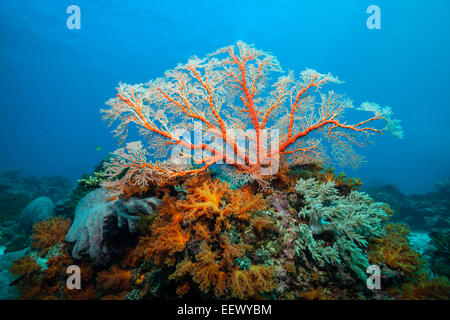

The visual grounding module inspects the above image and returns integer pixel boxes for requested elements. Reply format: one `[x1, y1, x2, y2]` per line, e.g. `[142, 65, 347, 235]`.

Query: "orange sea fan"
[102, 42, 401, 194]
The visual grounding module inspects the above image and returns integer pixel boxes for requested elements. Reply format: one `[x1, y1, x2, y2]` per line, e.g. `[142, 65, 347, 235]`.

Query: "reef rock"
[0, 248, 28, 299]
[65, 188, 160, 265]
[0, 168, 73, 222]
[366, 183, 449, 231]
[18, 197, 55, 232]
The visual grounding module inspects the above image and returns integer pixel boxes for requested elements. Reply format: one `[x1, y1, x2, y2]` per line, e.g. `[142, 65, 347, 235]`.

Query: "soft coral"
[31, 216, 72, 255]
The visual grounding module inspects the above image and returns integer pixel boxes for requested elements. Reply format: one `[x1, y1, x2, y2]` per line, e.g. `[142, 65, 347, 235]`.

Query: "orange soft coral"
[170, 240, 275, 299]
[298, 287, 333, 300]
[121, 235, 152, 268]
[143, 176, 266, 266]
[170, 243, 221, 294]
[96, 265, 132, 295]
[227, 186, 267, 222]
[10, 251, 99, 300]
[147, 221, 190, 265]
[127, 175, 274, 298]
[230, 265, 276, 299]
[31, 216, 72, 255]
[9, 256, 41, 277]
[251, 215, 276, 236]
[369, 223, 422, 275]
[180, 179, 228, 222]
[176, 282, 191, 297]
[397, 275, 450, 300]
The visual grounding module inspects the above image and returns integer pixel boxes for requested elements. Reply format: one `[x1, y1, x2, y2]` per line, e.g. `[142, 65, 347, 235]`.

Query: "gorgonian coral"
[101, 41, 402, 195]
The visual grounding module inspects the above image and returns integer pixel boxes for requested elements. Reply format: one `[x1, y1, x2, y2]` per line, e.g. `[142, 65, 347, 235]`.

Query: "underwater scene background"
[0, 0, 449, 300]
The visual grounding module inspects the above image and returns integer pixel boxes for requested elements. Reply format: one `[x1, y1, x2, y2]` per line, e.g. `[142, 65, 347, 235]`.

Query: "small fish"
[95, 146, 102, 152]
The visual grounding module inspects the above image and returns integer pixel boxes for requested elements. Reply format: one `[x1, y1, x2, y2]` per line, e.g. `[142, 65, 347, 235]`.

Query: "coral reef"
[6, 43, 450, 301]
[5, 166, 449, 300]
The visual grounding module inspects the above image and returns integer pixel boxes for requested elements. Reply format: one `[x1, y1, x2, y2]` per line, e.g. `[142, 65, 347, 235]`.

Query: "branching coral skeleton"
[101, 41, 402, 193]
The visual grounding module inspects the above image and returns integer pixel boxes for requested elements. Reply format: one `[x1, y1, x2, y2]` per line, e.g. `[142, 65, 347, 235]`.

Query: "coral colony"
[7, 42, 450, 300]
[100, 41, 402, 193]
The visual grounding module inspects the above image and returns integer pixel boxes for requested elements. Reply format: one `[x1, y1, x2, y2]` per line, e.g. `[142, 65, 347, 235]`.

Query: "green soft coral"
[294, 178, 387, 279]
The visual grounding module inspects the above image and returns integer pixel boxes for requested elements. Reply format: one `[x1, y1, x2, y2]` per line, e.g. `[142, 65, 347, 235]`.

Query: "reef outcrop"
[65, 188, 160, 265]
[18, 197, 55, 233]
